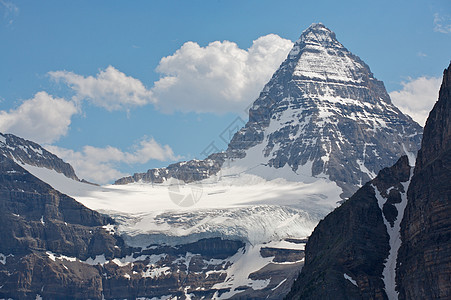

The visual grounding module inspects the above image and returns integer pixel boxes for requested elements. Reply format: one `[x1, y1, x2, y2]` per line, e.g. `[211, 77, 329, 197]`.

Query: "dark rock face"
[0, 155, 118, 258]
[396, 64, 451, 299]
[285, 156, 411, 300]
[0, 132, 79, 181]
[115, 24, 422, 201]
[0, 155, 127, 299]
[286, 63, 451, 299]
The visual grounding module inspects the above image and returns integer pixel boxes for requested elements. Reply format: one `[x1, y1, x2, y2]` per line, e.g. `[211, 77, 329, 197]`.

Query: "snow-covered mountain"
[0, 23, 425, 299]
[225, 23, 421, 198]
[117, 23, 422, 199]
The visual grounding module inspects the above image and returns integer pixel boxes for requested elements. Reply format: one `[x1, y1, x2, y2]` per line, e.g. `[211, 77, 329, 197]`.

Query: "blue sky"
[0, 0, 450, 183]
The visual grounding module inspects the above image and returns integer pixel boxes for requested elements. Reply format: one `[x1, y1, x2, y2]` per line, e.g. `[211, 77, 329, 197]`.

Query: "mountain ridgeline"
[116, 23, 422, 199]
[286, 63, 451, 299]
[0, 133, 79, 181]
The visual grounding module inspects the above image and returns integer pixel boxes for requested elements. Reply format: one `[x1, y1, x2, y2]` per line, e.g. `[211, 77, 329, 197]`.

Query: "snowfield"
[20, 162, 342, 247]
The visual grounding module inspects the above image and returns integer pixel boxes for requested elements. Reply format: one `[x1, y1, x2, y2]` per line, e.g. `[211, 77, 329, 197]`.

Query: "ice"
[21, 161, 341, 247]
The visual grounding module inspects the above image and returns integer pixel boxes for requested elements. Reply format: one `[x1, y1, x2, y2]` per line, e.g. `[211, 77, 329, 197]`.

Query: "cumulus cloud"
[0, 91, 78, 143]
[433, 13, 451, 34]
[47, 35, 292, 114]
[46, 138, 178, 184]
[49, 66, 154, 111]
[389, 76, 442, 126]
[152, 34, 293, 114]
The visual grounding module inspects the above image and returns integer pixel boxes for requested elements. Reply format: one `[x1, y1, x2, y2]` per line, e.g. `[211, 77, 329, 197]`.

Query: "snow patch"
[402, 144, 416, 167]
[103, 224, 115, 235]
[0, 254, 13, 265]
[373, 169, 412, 300]
[344, 273, 358, 287]
[142, 266, 171, 278]
[212, 244, 273, 299]
[271, 278, 287, 291]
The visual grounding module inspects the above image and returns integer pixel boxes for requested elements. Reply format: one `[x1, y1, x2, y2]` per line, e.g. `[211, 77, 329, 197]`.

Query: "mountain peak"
[284, 22, 370, 86]
[288, 23, 344, 59]
[299, 23, 341, 46]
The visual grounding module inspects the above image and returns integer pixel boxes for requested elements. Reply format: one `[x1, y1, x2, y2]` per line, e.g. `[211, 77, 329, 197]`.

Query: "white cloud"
[46, 137, 178, 184]
[433, 13, 451, 34]
[0, 0, 19, 26]
[0, 91, 78, 143]
[47, 35, 292, 114]
[49, 66, 154, 111]
[152, 34, 293, 114]
[389, 76, 442, 126]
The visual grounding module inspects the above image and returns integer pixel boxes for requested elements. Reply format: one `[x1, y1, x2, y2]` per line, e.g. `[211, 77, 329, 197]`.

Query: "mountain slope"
[116, 23, 422, 200]
[286, 63, 450, 299]
[0, 132, 79, 181]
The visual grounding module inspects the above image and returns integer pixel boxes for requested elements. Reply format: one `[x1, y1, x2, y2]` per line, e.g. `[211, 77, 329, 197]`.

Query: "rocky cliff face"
[286, 63, 451, 299]
[0, 155, 125, 299]
[116, 24, 422, 200]
[0, 132, 79, 181]
[285, 156, 411, 299]
[396, 64, 451, 299]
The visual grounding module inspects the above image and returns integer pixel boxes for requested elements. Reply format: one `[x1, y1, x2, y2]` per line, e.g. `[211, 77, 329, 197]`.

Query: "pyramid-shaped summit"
[117, 23, 422, 199]
[289, 23, 371, 84]
[225, 23, 422, 198]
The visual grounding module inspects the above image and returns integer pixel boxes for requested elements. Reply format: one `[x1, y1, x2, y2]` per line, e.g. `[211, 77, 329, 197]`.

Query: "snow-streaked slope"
[224, 23, 422, 199]
[20, 162, 341, 247]
[373, 169, 412, 300]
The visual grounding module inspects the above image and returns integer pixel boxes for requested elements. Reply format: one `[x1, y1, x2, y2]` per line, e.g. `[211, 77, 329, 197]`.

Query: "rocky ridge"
[0, 132, 79, 181]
